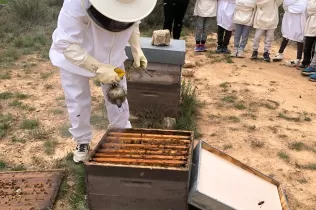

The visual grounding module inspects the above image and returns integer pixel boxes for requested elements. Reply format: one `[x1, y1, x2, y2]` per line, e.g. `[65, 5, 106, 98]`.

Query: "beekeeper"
[273, 0, 308, 66]
[49, 0, 157, 163]
[216, 0, 236, 54]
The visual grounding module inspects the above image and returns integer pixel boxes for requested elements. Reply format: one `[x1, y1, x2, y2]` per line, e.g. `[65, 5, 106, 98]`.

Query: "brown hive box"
[84, 128, 195, 210]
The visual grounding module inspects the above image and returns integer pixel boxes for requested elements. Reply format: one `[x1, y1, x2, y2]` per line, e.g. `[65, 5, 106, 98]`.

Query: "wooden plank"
[91, 158, 187, 167]
[108, 132, 190, 139]
[106, 136, 191, 144]
[94, 153, 188, 160]
[278, 185, 290, 210]
[96, 149, 188, 156]
[101, 143, 188, 150]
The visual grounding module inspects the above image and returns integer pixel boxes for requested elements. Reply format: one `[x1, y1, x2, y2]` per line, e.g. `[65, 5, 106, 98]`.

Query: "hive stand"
[124, 37, 186, 118]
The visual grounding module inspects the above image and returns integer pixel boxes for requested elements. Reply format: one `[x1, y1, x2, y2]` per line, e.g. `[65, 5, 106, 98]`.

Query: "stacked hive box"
[124, 37, 186, 118]
[84, 128, 194, 210]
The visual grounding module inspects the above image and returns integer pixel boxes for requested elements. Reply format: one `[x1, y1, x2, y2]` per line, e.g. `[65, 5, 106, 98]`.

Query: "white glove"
[63, 44, 124, 84]
[129, 23, 148, 69]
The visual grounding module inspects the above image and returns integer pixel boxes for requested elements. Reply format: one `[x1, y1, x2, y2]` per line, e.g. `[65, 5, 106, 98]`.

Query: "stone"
[67, 181, 76, 187]
[152, 29, 171, 46]
[183, 60, 196, 68]
[162, 117, 176, 129]
[182, 69, 195, 77]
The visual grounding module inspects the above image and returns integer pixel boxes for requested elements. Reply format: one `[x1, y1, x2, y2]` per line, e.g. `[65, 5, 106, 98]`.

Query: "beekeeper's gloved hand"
[63, 44, 125, 84]
[129, 23, 147, 69]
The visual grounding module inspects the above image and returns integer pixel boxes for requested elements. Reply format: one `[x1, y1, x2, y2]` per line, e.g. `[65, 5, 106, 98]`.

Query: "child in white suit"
[273, 0, 308, 67]
[216, 0, 236, 54]
[251, 0, 284, 62]
[193, 0, 218, 52]
[232, 0, 256, 57]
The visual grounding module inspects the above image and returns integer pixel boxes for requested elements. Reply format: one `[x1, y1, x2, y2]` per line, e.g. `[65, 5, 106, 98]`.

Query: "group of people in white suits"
[192, 0, 316, 81]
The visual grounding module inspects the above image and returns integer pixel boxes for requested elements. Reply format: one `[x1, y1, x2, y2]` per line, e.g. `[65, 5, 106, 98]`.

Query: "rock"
[183, 60, 196, 68]
[163, 117, 176, 129]
[67, 181, 76, 187]
[182, 69, 195, 77]
[152, 30, 171, 46]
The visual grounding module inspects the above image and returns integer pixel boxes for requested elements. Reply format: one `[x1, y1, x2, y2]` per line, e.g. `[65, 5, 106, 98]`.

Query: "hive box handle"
[120, 180, 152, 187]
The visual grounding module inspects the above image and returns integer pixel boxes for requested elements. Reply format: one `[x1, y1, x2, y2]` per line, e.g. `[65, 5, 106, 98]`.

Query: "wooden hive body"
[84, 128, 194, 210]
[124, 37, 186, 118]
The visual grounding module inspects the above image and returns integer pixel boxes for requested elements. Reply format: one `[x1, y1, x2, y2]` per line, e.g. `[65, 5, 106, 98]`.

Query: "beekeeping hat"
[89, 0, 157, 23]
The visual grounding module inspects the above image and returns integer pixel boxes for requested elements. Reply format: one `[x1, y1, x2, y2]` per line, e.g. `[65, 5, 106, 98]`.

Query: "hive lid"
[86, 128, 194, 171]
[125, 37, 186, 65]
[188, 140, 290, 210]
[0, 169, 65, 210]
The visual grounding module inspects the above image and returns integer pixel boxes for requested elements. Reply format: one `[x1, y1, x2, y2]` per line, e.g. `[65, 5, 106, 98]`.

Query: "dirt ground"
[0, 33, 316, 209]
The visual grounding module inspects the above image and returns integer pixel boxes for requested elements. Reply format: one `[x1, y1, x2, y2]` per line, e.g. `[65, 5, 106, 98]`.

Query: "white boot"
[73, 144, 90, 163]
[273, 53, 284, 61]
[230, 48, 238, 57]
[237, 49, 245, 58]
[285, 59, 300, 67]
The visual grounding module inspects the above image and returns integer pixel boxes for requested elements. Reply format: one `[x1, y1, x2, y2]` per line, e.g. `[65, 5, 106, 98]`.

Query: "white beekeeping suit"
[49, 0, 157, 163]
[282, 0, 308, 42]
[217, 0, 236, 31]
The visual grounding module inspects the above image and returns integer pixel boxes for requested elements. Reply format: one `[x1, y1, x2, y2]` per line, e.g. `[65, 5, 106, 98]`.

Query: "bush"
[7, 0, 48, 24]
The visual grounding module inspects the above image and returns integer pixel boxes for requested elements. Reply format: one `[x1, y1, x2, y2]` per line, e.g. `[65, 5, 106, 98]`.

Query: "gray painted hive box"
[84, 128, 194, 210]
[124, 37, 186, 118]
[188, 140, 290, 210]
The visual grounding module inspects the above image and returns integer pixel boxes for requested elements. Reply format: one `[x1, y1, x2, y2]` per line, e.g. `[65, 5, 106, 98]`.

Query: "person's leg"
[302, 40, 316, 76]
[163, 0, 174, 36]
[222, 28, 232, 54]
[237, 25, 251, 58]
[216, 25, 225, 53]
[199, 17, 212, 51]
[59, 69, 92, 163]
[279, 38, 289, 54]
[233, 24, 243, 57]
[101, 65, 132, 129]
[301, 36, 315, 66]
[263, 29, 275, 62]
[173, 0, 189, 39]
[194, 16, 204, 51]
[252, 28, 264, 59]
[273, 37, 288, 61]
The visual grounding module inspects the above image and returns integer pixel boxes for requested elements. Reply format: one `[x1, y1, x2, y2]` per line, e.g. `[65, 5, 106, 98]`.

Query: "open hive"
[85, 128, 194, 210]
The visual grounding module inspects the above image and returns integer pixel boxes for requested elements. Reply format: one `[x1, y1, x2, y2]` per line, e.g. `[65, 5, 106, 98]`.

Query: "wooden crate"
[188, 140, 290, 210]
[84, 128, 195, 210]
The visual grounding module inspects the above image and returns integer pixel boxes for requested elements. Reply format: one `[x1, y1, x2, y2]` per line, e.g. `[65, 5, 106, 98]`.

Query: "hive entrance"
[91, 131, 192, 168]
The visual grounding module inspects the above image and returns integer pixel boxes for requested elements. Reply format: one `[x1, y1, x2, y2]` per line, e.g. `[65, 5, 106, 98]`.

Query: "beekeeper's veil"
[83, 0, 157, 32]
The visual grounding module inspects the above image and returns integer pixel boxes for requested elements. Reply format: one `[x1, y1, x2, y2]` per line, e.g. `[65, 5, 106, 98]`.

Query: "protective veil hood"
[89, 0, 157, 23]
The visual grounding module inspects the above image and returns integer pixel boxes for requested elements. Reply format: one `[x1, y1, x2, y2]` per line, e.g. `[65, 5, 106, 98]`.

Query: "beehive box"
[188, 141, 290, 210]
[84, 128, 194, 210]
[124, 37, 186, 118]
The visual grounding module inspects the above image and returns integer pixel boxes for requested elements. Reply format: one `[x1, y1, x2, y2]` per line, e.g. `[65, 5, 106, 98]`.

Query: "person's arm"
[128, 21, 148, 69]
[55, 2, 123, 84]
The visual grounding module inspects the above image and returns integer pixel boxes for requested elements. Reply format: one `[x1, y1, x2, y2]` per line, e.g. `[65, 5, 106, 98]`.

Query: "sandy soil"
[0, 33, 315, 210]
